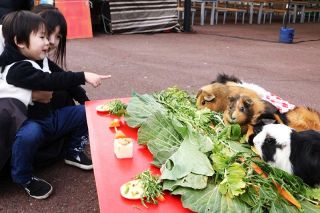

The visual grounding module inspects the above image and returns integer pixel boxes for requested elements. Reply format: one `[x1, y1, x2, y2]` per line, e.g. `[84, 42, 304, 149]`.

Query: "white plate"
[120, 179, 144, 200]
[96, 104, 109, 112]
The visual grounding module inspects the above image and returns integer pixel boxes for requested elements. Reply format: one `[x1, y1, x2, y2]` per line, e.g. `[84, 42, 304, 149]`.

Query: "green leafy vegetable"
[176, 182, 251, 213]
[125, 93, 167, 127]
[136, 170, 164, 207]
[105, 99, 127, 116]
[161, 139, 214, 180]
[162, 173, 208, 191]
[137, 112, 182, 166]
[219, 162, 247, 198]
[125, 87, 320, 212]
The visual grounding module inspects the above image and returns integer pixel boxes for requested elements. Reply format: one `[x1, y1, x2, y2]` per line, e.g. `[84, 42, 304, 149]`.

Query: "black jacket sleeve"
[68, 86, 90, 105]
[6, 61, 86, 91]
[47, 59, 90, 104]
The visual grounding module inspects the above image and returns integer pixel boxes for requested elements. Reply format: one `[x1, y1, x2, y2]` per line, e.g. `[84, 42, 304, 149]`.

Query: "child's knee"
[75, 105, 87, 122]
[15, 121, 44, 145]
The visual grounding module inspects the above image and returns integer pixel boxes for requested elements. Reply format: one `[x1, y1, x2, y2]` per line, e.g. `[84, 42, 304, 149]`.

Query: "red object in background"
[85, 98, 191, 213]
[55, 0, 93, 39]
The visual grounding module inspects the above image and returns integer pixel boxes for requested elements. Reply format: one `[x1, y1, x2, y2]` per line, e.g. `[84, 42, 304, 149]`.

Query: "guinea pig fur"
[253, 123, 320, 186]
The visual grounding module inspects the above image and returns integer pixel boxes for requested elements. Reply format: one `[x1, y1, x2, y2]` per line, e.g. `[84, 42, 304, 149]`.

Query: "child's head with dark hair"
[2, 11, 47, 49]
[2, 11, 49, 61]
[33, 5, 67, 68]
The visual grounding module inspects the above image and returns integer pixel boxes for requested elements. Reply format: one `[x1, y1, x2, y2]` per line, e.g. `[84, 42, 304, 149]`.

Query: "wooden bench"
[215, 7, 246, 24]
[303, 8, 320, 22]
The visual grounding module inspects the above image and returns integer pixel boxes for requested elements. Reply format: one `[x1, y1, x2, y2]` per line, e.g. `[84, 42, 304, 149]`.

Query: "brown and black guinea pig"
[223, 95, 278, 134]
[196, 83, 260, 113]
[283, 106, 320, 132]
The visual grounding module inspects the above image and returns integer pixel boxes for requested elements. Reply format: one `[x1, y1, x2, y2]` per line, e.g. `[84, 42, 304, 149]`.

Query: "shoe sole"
[64, 159, 93, 170]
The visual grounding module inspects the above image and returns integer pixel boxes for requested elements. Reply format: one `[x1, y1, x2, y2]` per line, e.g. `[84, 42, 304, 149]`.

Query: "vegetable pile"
[105, 99, 127, 116]
[123, 87, 320, 212]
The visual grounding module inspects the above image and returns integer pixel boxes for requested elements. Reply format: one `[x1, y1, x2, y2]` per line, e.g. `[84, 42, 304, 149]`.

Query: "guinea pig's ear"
[243, 96, 253, 107]
[252, 129, 267, 146]
[204, 95, 215, 102]
[196, 89, 202, 98]
[228, 95, 237, 103]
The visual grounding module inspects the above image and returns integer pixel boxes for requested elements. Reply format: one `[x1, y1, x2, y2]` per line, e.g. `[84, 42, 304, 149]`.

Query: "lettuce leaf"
[219, 163, 247, 198]
[174, 182, 251, 213]
[125, 93, 167, 128]
[161, 138, 214, 180]
[137, 112, 182, 166]
[163, 173, 208, 191]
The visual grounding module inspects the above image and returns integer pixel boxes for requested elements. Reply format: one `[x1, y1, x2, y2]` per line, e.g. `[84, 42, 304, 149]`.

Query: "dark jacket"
[0, 0, 34, 23]
[0, 98, 27, 170]
[1, 44, 89, 119]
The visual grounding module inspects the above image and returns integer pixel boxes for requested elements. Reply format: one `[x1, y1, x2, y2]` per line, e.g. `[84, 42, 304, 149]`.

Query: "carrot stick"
[239, 158, 301, 209]
[273, 181, 301, 209]
[251, 162, 301, 209]
[157, 194, 165, 202]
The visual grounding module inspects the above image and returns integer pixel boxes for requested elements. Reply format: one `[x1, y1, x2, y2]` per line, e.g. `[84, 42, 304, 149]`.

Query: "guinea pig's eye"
[201, 100, 206, 105]
[240, 106, 245, 112]
[229, 106, 232, 110]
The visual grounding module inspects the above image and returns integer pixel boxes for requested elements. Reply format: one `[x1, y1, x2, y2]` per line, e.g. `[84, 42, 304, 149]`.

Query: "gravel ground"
[0, 22, 319, 212]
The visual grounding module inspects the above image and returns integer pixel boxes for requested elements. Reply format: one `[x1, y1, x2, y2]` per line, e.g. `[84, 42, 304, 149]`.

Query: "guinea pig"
[212, 73, 270, 98]
[196, 83, 230, 112]
[223, 95, 278, 133]
[285, 106, 320, 132]
[196, 83, 260, 113]
[253, 123, 320, 186]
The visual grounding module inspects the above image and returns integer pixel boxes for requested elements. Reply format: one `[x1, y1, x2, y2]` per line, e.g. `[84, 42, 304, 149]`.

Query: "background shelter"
[108, 0, 179, 34]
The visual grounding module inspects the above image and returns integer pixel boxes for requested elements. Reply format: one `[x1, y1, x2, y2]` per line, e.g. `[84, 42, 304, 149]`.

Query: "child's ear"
[14, 36, 26, 49]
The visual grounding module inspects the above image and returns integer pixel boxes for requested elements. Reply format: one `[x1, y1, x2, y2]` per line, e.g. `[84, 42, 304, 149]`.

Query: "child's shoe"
[22, 176, 53, 199]
[64, 152, 93, 170]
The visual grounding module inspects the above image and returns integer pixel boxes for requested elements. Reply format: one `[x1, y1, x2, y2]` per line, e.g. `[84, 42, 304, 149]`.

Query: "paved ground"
[0, 22, 319, 212]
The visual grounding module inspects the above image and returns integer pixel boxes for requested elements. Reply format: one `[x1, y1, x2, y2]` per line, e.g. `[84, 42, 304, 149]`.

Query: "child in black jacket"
[0, 11, 111, 200]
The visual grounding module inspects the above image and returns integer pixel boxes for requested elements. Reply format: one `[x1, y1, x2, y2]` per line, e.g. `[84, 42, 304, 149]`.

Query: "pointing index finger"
[101, 75, 112, 79]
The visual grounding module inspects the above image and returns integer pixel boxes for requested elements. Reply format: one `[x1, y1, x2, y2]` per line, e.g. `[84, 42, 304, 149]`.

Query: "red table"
[85, 99, 191, 213]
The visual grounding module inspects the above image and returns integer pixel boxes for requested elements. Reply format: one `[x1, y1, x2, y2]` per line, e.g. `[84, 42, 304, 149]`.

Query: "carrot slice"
[109, 119, 121, 128]
[115, 130, 126, 139]
[157, 194, 165, 202]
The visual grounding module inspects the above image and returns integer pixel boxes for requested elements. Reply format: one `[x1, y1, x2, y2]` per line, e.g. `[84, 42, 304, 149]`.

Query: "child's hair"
[33, 5, 67, 68]
[2, 11, 47, 49]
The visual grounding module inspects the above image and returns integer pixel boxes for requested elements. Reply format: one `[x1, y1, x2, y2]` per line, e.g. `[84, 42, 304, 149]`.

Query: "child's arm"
[7, 61, 85, 90]
[47, 60, 89, 104]
[48, 59, 111, 88]
[7, 61, 110, 90]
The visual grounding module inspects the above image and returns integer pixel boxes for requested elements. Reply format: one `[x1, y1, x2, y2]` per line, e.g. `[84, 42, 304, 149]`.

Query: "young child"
[0, 11, 110, 199]
[33, 5, 90, 109]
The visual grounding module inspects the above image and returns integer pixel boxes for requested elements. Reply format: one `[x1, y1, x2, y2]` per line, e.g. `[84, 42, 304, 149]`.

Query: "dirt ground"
[0, 21, 319, 212]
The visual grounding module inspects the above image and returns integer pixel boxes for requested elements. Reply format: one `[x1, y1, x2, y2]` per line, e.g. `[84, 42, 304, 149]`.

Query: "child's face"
[18, 27, 49, 61]
[48, 26, 61, 52]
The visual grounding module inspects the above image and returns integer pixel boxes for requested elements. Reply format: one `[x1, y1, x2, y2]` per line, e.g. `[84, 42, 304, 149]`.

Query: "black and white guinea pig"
[252, 123, 320, 187]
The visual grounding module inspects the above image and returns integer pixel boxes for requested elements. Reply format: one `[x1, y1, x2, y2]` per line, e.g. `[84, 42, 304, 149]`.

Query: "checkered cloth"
[263, 92, 295, 113]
